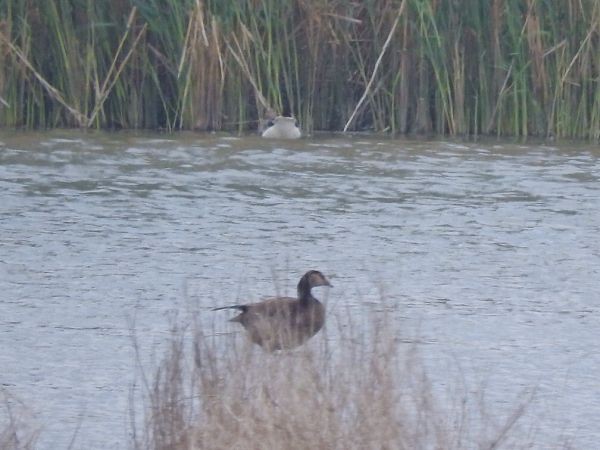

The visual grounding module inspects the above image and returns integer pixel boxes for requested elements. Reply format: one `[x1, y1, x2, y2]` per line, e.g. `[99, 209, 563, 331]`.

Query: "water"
[1, 131, 599, 448]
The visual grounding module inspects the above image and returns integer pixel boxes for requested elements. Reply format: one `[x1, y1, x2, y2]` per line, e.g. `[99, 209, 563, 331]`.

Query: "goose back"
[231, 296, 325, 351]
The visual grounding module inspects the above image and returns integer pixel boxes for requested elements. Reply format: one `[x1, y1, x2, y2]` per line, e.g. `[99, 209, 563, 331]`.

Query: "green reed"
[0, 0, 599, 138]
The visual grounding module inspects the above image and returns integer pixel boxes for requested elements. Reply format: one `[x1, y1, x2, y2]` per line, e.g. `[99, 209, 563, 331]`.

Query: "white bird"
[261, 116, 301, 139]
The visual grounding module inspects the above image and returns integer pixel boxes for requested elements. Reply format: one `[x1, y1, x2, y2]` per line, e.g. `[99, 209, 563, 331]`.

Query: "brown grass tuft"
[135, 309, 535, 450]
[0, 390, 39, 450]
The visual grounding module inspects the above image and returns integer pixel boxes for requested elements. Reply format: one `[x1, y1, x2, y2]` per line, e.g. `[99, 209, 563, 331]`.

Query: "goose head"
[297, 270, 332, 300]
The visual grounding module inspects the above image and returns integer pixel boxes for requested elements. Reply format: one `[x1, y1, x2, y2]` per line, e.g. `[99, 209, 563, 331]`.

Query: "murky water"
[1, 131, 599, 448]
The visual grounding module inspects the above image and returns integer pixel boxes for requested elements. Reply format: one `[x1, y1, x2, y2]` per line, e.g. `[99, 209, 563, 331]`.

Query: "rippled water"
[1, 131, 599, 448]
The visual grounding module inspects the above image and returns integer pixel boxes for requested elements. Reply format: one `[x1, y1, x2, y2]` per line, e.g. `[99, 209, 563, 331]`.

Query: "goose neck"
[297, 279, 314, 303]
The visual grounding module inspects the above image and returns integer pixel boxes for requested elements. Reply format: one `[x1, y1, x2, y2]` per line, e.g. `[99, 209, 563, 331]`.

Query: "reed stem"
[0, 0, 598, 138]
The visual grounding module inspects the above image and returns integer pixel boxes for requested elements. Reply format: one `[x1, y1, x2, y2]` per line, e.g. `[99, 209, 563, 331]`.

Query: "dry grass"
[133, 309, 536, 450]
[0, 310, 539, 449]
[0, 390, 39, 450]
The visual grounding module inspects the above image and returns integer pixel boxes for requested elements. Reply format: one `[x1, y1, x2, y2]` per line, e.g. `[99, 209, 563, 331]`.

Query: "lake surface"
[1, 131, 599, 448]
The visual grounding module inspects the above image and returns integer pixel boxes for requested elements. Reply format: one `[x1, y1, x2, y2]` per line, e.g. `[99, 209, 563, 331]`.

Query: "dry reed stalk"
[177, 0, 223, 130]
[490, 0, 505, 94]
[178, 0, 209, 79]
[525, 0, 549, 108]
[87, 7, 147, 127]
[226, 34, 272, 113]
[0, 31, 87, 126]
[343, 0, 407, 132]
[485, 62, 513, 134]
[394, 14, 411, 134]
[547, 5, 599, 137]
[133, 304, 536, 450]
[0, 20, 6, 109]
[452, 38, 465, 134]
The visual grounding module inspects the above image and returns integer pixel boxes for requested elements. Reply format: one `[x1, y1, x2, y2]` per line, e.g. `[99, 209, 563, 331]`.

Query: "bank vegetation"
[0, 0, 599, 138]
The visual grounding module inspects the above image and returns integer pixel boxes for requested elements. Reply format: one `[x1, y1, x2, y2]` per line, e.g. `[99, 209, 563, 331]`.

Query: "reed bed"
[0, 0, 599, 138]
[132, 309, 535, 450]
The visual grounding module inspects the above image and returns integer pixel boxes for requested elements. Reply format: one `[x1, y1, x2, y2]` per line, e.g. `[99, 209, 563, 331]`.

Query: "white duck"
[261, 116, 301, 139]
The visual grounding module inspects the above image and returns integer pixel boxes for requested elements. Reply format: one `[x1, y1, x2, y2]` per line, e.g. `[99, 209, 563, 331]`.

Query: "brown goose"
[213, 270, 331, 351]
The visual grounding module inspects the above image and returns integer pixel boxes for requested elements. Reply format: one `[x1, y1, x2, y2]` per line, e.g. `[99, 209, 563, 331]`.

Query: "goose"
[213, 270, 331, 351]
[261, 116, 301, 139]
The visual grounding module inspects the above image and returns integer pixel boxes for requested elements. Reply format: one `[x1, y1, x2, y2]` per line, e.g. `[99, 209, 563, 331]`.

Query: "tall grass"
[132, 310, 535, 450]
[0, 0, 599, 138]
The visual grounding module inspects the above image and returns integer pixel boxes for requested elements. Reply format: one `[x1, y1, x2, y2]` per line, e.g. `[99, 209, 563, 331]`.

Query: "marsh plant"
[0, 0, 599, 138]
[133, 310, 535, 450]
[0, 311, 538, 449]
